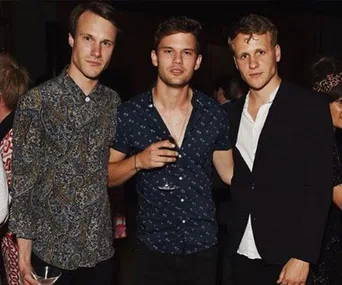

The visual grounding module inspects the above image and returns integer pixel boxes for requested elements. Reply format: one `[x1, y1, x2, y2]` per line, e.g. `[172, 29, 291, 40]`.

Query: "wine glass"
[158, 136, 178, 191]
[31, 265, 62, 285]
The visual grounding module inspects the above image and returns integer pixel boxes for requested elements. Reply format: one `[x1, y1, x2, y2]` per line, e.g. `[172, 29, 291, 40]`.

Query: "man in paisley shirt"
[108, 16, 234, 285]
[9, 2, 121, 285]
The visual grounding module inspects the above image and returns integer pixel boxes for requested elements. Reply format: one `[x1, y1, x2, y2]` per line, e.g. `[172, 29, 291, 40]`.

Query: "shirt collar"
[244, 84, 280, 109]
[146, 88, 202, 111]
[57, 66, 101, 96]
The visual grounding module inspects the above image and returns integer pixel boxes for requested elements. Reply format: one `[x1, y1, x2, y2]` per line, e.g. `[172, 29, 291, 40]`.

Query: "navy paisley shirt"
[9, 69, 121, 270]
[113, 89, 231, 254]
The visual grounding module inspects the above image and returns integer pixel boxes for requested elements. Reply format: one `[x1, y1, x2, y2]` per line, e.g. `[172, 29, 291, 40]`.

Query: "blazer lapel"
[254, 81, 290, 164]
[227, 97, 252, 174]
[227, 97, 245, 144]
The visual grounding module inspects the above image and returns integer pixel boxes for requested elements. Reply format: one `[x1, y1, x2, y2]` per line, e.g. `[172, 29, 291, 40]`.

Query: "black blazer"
[225, 80, 333, 265]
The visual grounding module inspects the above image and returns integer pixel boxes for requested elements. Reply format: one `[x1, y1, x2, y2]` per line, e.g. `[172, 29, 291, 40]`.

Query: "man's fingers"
[139, 140, 179, 170]
[277, 268, 285, 284]
[157, 139, 176, 150]
[151, 140, 178, 159]
[152, 154, 177, 166]
[159, 149, 178, 158]
[21, 272, 40, 285]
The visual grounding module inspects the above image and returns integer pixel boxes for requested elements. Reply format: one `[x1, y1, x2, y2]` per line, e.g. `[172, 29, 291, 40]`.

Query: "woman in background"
[311, 56, 342, 285]
[0, 52, 30, 285]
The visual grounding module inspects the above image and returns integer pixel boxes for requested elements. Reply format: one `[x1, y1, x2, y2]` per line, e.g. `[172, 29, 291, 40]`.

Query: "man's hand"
[18, 262, 40, 285]
[135, 139, 178, 170]
[17, 238, 40, 285]
[108, 139, 178, 187]
[277, 258, 310, 285]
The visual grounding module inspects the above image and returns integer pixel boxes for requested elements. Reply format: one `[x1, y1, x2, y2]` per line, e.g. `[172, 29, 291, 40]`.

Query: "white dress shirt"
[236, 86, 279, 259]
[0, 160, 9, 225]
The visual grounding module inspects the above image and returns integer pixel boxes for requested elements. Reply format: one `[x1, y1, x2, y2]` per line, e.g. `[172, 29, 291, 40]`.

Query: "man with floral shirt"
[108, 16, 233, 285]
[9, 2, 121, 285]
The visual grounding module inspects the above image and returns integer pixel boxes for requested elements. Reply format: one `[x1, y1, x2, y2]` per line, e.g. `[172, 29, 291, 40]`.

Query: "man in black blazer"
[224, 14, 333, 285]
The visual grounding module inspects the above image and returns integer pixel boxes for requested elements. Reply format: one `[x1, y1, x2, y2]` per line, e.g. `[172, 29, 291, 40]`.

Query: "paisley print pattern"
[9, 69, 121, 270]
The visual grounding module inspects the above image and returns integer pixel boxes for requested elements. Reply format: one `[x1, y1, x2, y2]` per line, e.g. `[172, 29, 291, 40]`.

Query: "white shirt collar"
[244, 84, 280, 109]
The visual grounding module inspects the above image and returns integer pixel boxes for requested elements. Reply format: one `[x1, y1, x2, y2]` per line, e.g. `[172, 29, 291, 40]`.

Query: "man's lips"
[86, 60, 102, 66]
[249, 72, 262, 78]
[170, 68, 184, 75]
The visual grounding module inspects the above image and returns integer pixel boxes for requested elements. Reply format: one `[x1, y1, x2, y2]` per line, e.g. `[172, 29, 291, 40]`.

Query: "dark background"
[2, 1, 342, 101]
[2, 2, 342, 284]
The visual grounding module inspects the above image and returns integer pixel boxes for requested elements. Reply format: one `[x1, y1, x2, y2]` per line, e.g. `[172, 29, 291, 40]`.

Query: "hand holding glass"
[158, 136, 179, 191]
[31, 265, 62, 285]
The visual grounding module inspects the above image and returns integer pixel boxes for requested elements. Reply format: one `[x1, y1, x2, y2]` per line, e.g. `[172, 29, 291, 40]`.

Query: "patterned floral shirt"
[113, 89, 231, 254]
[9, 69, 121, 270]
[0, 111, 15, 185]
[0, 131, 13, 185]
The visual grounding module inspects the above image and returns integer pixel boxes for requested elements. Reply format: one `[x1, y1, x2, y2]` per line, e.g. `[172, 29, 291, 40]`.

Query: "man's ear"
[275, 44, 281, 63]
[151, 50, 158, 67]
[233, 57, 239, 70]
[68, 33, 74, 48]
[194, 54, 202, 71]
[0, 93, 5, 107]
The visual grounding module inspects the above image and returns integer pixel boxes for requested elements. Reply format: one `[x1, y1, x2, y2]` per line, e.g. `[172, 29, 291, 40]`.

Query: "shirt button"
[179, 177, 183, 180]
[179, 154, 182, 158]
[251, 183, 256, 190]
[182, 220, 186, 223]
[85, 97, 90, 102]
[180, 198, 184, 202]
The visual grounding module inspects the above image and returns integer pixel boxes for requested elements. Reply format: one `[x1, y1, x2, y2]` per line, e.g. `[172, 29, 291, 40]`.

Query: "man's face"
[232, 32, 281, 92]
[68, 10, 117, 82]
[151, 32, 202, 88]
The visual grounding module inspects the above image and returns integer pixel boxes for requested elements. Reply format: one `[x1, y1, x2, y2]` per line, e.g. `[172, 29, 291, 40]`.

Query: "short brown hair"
[153, 16, 202, 53]
[228, 14, 278, 50]
[0, 53, 30, 111]
[69, 1, 120, 38]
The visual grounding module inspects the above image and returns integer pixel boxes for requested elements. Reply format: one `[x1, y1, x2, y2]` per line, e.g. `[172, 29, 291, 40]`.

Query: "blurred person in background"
[0, 52, 30, 285]
[213, 74, 246, 108]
